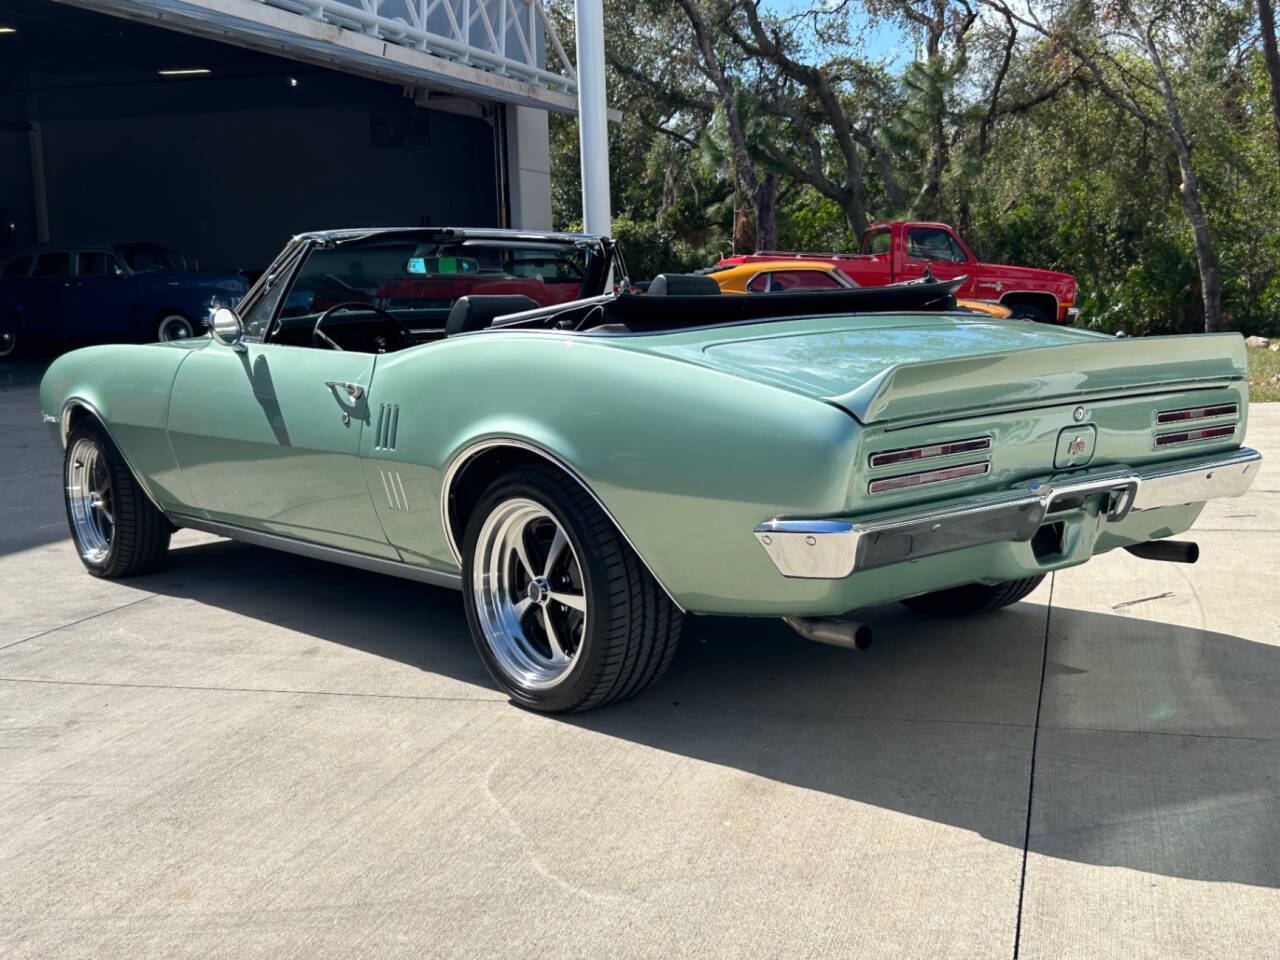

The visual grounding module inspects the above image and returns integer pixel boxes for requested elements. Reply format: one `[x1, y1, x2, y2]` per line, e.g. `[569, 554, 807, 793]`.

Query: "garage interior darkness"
[0, 0, 505, 272]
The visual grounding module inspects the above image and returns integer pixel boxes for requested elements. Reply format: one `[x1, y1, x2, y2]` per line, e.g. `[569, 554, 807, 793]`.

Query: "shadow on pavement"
[138, 536, 1280, 890]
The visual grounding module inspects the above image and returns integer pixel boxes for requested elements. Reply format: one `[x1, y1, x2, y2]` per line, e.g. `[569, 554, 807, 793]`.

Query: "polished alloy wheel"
[472, 497, 588, 689]
[157, 315, 193, 341]
[66, 437, 115, 563]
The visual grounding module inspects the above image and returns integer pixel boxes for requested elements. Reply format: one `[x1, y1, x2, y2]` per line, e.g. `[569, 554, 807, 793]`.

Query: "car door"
[25, 250, 74, 340]
[166, 243, 395, 559]
[898, 226, 976, 294]
[68, 251, 136, 341]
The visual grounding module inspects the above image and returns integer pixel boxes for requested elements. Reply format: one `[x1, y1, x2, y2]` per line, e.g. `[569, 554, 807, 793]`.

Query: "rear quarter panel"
[364, 331, 863, 612]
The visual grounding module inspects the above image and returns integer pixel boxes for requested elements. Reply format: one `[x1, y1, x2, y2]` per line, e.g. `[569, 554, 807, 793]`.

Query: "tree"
[981, 0, 1229, 331]
[1259, 0, 1280, 168]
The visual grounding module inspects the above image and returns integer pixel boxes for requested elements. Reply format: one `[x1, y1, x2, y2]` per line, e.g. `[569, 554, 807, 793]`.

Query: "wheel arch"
[440, 437, 685, 612]
[59, 397, 167, 514]
[999, 290, 1059, 320]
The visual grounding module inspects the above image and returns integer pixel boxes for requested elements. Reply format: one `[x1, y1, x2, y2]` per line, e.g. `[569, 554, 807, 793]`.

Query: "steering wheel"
[312, 301, 413, 351]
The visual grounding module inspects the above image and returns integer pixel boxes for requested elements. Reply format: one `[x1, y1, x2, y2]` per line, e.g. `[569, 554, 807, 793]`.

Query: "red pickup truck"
[719, 220, 1079, 324]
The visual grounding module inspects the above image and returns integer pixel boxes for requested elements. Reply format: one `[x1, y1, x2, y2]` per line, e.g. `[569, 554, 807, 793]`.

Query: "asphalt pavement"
[1, 357, 1277, 959]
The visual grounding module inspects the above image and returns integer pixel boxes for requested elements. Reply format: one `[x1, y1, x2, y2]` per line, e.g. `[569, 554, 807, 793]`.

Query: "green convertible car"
[40, 227, 1262, 712]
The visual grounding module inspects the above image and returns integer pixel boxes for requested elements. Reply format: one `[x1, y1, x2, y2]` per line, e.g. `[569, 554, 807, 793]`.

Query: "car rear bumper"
[753, 447, 1262, 579]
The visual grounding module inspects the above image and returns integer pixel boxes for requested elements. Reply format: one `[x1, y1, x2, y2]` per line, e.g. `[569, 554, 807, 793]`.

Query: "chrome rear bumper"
[754, 447, 1262, 579]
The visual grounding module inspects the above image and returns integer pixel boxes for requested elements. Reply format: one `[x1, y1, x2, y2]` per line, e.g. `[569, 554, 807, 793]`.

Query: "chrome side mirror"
[209, 307, 245, 349]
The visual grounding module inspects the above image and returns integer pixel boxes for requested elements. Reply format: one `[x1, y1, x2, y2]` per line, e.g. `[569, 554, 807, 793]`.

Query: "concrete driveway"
[2, 359, 1277, 959]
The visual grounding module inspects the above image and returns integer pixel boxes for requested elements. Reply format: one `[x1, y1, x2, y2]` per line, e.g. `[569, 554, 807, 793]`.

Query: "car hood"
[615, 314, 1243, 423]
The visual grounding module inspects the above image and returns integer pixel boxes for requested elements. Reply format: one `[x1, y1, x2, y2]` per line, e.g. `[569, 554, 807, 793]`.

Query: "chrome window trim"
[439, 437, 685, 612]
[168, 514, 462, 590]
[754, 447, 1262, 579]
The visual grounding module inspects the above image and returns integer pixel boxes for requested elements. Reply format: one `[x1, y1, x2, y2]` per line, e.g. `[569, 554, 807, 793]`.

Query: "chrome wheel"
[0, 329, 14, 357]
[472, 497, 588, 690]
[157, 315, 193, 341]
[66, 437, 114, 563]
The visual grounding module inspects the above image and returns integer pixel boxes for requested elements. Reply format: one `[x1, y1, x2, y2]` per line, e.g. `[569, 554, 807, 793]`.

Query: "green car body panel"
[41, 310, 1253, 617]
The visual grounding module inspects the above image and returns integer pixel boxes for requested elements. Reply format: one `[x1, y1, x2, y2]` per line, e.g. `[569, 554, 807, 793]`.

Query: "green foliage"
[549, 0, 1280, 332]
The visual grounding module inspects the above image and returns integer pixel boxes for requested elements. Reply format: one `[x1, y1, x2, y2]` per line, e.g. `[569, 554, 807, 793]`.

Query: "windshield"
[277, 235, 597, 330]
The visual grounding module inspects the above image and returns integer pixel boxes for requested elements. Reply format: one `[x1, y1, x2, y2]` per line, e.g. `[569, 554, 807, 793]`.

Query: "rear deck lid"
[628, 316, 1246, 424]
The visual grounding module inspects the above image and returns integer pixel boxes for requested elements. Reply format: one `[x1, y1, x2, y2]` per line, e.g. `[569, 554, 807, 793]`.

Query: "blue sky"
[760, 0, 915, 71]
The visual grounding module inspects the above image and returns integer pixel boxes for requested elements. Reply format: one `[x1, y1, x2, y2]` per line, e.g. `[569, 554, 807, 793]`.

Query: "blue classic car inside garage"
[0, 0, 571, 275]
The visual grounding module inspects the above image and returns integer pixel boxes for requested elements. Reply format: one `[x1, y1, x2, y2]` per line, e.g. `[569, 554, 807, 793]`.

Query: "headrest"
[647, 273, 721, 297]
[445, 294, 541, 336]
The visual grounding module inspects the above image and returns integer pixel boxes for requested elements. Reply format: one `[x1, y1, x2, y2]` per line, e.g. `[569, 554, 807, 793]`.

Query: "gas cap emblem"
[1067, 435, 1088, 456]
[1073, 406, 1086, 422]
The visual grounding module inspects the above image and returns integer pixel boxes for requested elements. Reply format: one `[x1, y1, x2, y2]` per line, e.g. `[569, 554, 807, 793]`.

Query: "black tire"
[1007, 303, 1051, 325]
[155, 312, 195, 342]
[63, 418, 171, 578]
[900, 575, 1046, 618]
[462, 463, 681, 713]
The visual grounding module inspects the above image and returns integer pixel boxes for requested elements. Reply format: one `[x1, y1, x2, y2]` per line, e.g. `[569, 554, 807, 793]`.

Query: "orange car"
[706, 259, 1012, 317]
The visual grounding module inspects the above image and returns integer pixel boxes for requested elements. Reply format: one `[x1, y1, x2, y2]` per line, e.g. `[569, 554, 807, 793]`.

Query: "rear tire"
[63, 418, 171, 578]
[900, 575, 1046, 618]
[462, 463, 681, 713]
[155, 313, 195, 342]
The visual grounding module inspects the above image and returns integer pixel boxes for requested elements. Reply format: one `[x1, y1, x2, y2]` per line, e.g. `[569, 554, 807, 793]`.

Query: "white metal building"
[0, 0, 588, 271]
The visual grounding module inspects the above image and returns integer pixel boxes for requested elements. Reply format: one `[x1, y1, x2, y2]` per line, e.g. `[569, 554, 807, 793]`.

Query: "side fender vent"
[375, 403, 400, 450]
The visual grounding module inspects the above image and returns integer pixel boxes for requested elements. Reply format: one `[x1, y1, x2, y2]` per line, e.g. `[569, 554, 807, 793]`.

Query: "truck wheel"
[463, 463, 681, 713]
[155, 313, 195, 341]
[900, 575, 1046, 617]
[63, 418, 171, 577]
[1007, 303, 1050, 324]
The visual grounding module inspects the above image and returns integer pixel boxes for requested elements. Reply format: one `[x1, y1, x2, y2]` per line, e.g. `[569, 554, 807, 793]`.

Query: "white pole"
[573, 0, 611, 235]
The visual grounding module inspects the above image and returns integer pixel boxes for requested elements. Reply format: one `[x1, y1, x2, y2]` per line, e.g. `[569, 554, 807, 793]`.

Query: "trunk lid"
[629, 315, 1245, 424]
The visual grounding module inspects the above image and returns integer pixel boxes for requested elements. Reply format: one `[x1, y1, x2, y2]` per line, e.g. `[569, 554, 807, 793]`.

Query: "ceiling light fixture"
[158, 68, 211, 76]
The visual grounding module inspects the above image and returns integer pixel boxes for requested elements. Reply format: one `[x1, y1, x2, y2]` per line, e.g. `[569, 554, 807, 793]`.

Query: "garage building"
[0, 0, 579, 273]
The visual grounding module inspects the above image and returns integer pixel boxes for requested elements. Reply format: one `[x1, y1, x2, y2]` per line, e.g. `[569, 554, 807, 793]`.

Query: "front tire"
[462, 464, 681, 713]
[63, 419, 171, 577]
[900, 575, 1046, 618]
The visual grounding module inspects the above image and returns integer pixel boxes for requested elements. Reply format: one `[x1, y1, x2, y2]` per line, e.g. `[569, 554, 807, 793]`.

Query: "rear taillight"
[1156, 403, 1237, 424]
[868, 461, 990, 495]
[868, 436, 991, 468]
[1154, 425, 1236, 447]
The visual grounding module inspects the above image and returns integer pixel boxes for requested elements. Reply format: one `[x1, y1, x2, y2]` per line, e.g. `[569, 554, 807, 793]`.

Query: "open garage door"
[0, 0, 510, 273]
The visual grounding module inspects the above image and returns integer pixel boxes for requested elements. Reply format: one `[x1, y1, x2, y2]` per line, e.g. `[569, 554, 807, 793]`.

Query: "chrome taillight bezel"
[867, 460, 991, 495]
[868, 436, 991, 469]
[1155, 403, 1238, 425]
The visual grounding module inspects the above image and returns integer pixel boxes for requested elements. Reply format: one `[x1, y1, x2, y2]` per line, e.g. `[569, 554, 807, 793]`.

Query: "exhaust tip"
[783, 617, 873, 651]
[1123, 539, 1200, 564]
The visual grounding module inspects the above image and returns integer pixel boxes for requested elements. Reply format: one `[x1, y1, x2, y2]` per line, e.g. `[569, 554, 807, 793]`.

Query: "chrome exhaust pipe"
[1123, 539, 1199, 564]
[784, 617, 873, 651]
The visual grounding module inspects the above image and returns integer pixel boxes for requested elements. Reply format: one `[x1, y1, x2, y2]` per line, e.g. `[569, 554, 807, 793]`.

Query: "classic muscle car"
[0, 241, 249, 357]
[705, 258, 1013, 317]
[40, 228, 1261, 713]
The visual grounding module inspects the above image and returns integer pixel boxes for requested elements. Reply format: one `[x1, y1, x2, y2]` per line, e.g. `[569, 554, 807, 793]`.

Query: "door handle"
[326, 380, 365, 401]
